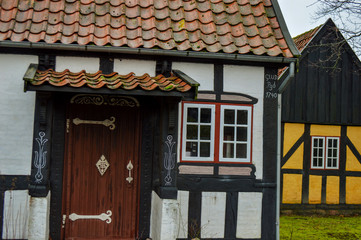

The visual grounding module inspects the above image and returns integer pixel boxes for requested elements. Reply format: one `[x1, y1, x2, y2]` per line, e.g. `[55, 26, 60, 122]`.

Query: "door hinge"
[66, 119, 70, 133]
[62, 214, 66, 228]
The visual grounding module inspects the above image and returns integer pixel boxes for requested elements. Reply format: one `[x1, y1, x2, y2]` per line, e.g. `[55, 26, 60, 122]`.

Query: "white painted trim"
[311, 136, 340, 169]
[219, 105, 252, 163]
[182, 103, 215, 162]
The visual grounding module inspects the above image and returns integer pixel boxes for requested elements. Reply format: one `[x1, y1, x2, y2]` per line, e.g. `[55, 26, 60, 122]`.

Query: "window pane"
[200, 108, 211, 123]
[333, 149, 337, 157]
[318, 149, 323, 156]
[333, 140, 338, 148]
[237, 127, 247, 141]
[313, 158, 318, 167]
[224, 109, 235, 124]
[327, 158, 332, 167]
[223, 143, 234, 158]
[328, 139, 332, 147]
[186, 125, 198, 140]
[313, 139, 318, 147]
[318, 158, 323, 167]
[318, 139, 324, 147]
[333, 159, 337, 167]
[187, 108, 198, 122]
[237, 110, 248, 124]
[224, 126, 234, 141]
[200, 125, 211, 140]
[186, 142, 198, 157]
[200, 142, 210, 157]
[236, 144, 247, 158]
[313, 149, 318, 157]
[328, 149, 332, 157]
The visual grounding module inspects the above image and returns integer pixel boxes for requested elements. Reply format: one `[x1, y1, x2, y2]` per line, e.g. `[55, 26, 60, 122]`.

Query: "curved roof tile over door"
[0, 0, 297, 58]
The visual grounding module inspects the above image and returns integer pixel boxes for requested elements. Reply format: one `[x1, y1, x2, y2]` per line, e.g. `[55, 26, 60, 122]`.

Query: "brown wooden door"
[62, 103, 140, 240]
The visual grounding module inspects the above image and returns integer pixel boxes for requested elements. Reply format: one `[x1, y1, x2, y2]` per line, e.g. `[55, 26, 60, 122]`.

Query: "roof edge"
[0, 41, 297, 65]
[271, 0, 301, 57]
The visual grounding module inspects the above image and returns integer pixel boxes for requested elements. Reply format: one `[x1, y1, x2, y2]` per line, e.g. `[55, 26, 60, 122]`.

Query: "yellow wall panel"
[326, 176, 339, 204]
[309, 175, 322, 204]
[283, 123, 304, 157]
[310, 125, 341, 137]
[346, 146, 361, 171]
[282, 143, 304, 169]
[346, 177, 361, 204]
[347, 127, 361, 172]
[282, 174, 302, 204]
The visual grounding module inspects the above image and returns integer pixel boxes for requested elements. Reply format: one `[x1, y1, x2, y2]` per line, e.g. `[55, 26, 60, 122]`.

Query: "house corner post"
[151, 98, 181, 240]
[262, 68, 279, 240]
[28, 92, 53, 239]
[158, 98, 179, 199]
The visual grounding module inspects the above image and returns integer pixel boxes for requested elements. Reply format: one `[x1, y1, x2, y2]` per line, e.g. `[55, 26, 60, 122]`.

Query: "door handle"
[126, 160, 133, 183]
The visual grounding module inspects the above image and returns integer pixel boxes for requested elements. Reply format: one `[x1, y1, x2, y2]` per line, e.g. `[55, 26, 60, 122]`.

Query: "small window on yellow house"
[311, 136, 339, 169]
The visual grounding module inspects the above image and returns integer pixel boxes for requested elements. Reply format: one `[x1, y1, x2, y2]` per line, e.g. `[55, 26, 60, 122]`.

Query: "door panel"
[62, 103, 140, 239]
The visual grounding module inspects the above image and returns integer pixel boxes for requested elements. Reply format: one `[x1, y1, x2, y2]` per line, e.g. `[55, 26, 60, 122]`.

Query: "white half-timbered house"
[0, 0, 298, 239]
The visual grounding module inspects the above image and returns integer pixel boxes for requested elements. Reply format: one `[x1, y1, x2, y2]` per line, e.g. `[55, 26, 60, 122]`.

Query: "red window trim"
[180, 101, 253, 164]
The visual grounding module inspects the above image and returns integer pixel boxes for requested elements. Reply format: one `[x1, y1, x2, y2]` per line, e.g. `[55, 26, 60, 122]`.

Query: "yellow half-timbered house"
[281, 19, 361, 212]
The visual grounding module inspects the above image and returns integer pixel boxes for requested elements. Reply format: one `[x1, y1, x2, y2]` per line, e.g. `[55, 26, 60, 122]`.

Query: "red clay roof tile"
[0, 0, 295, 58]
[28, 68, 193, 92]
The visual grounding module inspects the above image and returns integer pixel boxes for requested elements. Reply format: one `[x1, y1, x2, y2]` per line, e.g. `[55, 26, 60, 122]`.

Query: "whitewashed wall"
[0, 54, 37, 175]
[56, 56, 99, 73]
[2, 190, 30, 239]
[201, 192, 226, 238]
[150, 191, 189, 240]
[172, 62, 214, 91]
[114, 59, 156, 76]
[150, 190, 262, 239]
[224, 65, 265, 179]
[237, 192, 263, 238]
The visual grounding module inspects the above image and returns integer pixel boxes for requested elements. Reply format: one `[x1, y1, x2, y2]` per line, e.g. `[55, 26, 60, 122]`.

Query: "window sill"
[177, 162, 255, 178]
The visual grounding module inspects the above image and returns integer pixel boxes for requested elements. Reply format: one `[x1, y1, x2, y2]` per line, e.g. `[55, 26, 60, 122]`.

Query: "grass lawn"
[280, 215, 361, 240]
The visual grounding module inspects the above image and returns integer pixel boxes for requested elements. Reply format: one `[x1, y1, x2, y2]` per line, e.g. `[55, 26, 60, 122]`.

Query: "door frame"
[48, 93, 154, 240]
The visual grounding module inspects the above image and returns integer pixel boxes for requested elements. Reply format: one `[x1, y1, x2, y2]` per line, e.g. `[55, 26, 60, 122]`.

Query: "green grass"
[280, 215, 361, 240]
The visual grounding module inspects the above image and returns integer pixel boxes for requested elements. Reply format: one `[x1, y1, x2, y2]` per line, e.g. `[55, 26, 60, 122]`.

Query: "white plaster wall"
[150, 191, 189, 240]
[224, 65, 264, 179]
[114, 59, 156, 76]
[56, 56, 99, 73]
[0, 54, 37, 175]
[201, 192, 226, 238]
[172, 62, 214, 91]
[236, 192, 263, 239]
[177, 191, 189, 238]
[2, 190, 30, 239]
[27, 193, 50, 240]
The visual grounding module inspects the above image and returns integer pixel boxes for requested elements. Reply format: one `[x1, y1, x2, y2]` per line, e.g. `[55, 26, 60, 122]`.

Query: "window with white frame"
[182, 102, 252, 163]
[311, 136, 339, 169]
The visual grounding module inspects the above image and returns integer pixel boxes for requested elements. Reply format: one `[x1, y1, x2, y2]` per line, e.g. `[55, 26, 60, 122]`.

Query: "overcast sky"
[277, 0, 328, 38]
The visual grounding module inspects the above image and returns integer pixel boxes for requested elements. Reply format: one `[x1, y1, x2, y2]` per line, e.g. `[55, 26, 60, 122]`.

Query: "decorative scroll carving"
[96, 155, 110, 176]
[164, 135, 176, 186]
[70, 94, 140, 107]
[108, 96, 139, 107]
[34, 132, 48, 183]
[69, 210, 112, 224]
[126, 160, 134, 183]
[73, 117, 116, 130]
[71, 94, 104, 105]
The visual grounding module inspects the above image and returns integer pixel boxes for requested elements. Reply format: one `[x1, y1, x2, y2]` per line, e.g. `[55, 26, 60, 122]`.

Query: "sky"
[277, 0, 328, 38]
